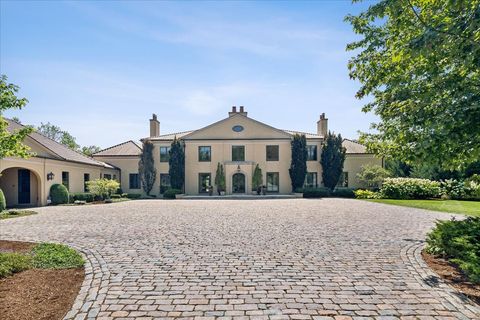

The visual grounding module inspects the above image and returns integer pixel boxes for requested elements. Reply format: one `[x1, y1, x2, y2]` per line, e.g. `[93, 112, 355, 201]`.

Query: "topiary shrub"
[0, 189, 6, 212]
[332, 187, 355, 198]
[303, 187, 331, 198]
[50, 184, 69, 205]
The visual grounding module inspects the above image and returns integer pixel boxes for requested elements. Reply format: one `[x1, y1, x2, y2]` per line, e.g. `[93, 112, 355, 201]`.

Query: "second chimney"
[317, 113, 328, 137]
[150, 113, 160, 137]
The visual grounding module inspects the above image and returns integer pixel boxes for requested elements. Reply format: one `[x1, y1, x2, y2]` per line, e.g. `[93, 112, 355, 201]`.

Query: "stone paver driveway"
[1, 199, 479, 320]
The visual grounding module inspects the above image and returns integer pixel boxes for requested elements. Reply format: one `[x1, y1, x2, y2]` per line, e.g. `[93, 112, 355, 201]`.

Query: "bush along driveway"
[1, 199, 479, 319]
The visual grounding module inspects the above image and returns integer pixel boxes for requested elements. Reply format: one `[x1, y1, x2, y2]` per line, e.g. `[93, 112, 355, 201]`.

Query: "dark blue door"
[18, 169, 31, 204]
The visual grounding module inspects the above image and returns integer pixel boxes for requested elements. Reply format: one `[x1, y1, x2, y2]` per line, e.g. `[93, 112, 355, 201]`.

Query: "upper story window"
[198, 146, 211, 162]
[232, 125, 244, 132]
[160, 146, 170, 162]
[266, 145, 279, 161]
[307, 145, 318, 161]
[232, 146, 245, 161]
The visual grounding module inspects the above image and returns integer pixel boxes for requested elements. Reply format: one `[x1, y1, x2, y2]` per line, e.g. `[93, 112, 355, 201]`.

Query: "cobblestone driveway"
[1, 199, 479, 319]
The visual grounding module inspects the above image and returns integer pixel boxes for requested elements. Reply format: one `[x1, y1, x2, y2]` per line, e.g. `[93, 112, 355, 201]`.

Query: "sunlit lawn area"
[366, 199, 480, 217]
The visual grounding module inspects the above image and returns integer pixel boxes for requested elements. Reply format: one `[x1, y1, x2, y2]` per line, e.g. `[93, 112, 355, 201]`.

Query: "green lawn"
[366, 199, 480, 217]
[0, 210, 37, 220]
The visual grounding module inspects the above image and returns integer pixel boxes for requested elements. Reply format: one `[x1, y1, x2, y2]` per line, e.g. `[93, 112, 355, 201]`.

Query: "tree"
[345, 0, 480, 170]
[168, 137, 185, 191]
[385, 159, 412, 178]
[289, 134, 307, 192]
[321, 132, 346, 190]
[357, 164, 391, 190]
[138, 140, 156, 195]
[37, 122, 80, 151]
[86, 179, 120, 200]
[0, 75, 33, 159]
[81, 145, 101, 156]
[214, 162, 226, 194]
[252, 164, 263, 192]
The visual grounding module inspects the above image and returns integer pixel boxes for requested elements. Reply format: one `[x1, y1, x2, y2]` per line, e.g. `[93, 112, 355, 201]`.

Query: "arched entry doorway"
[0, 167, 40, 207]
[232, 173, 246, 194]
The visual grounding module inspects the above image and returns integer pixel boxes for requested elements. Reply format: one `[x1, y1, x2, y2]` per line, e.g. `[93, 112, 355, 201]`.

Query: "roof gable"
[93, 140, 142, 157]
[182, 114, 292, 140]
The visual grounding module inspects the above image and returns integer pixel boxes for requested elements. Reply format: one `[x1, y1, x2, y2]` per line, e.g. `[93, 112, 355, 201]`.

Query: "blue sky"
[0, 0, 375, 148]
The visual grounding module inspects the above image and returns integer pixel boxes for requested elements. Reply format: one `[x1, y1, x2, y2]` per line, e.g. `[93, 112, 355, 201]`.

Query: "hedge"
[126, 193, 142, 199]
[163, 189, 182, 199]
[332, 188, 355, 198]
[380, 178, 441, 199]
[70, 192, 94, 203]
[50, 184, 69, 205]
[302, 187, 331, 198]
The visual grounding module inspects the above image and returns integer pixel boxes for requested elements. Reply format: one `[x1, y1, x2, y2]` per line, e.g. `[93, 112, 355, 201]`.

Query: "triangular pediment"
[182, 114, 292, 140]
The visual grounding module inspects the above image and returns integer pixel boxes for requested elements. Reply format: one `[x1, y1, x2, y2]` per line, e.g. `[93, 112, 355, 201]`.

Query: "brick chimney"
[317, 113, 328, 137]
[228, 105, 248, 117]
[149, 113, 160, 137]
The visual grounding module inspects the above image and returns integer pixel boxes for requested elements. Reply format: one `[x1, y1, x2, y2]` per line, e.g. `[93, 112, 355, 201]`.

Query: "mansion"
[0, 107, 381, 206]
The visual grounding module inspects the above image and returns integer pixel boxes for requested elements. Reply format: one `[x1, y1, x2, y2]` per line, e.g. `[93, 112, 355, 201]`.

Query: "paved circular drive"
[1, 199, 479, 319]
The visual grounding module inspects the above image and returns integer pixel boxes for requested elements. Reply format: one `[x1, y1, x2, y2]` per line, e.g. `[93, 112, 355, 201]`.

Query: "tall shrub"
[0, 188, 6, 212]
[321, 132, 346, 190]
[214, 163, 226, 194]
[138, 140, 157, 195]
[289, 134, 307, 192]
[86, 179, 120, 200]
[169, 137, 185, 190]
[252, 164, 263, 191]
[357, 164, 390, 190]
[50, 184, 69, 205]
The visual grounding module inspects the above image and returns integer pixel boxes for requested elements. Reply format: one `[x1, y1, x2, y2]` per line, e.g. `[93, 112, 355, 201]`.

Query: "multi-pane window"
[62, 171, 69, 190]
[160, 146, 170, 162]
[160, 174, 171, 193]
[337, 172, 349, 187]
[266, 172, 279, 192]
[266, 145, 279, 161]
[103, 174, 112, 180]
[198, 173, 211, 193]
[198, 146, 211, 162]
[129, 173, 140, 189]
[304, 172, 318, 188]
[306, 145, 318, 161]
[84, 173, 90, 192]
[232, 146, 245, 161]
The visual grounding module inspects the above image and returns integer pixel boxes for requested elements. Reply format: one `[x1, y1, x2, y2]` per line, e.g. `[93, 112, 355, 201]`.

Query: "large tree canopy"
[37, 122, 80, 151]
[0, 75, 33, 159]
[346, 0, 480, 170]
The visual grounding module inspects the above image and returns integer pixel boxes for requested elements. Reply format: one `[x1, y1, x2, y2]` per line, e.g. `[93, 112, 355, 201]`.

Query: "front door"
[232, 173, 246, 194]
[18, 169, 31, 204]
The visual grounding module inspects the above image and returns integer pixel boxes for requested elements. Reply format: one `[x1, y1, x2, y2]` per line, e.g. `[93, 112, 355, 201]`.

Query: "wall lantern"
[47, 172, 55, 181]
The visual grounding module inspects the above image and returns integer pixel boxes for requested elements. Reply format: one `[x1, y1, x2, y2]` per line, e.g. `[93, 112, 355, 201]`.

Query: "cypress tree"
[289, 134, 307, 192]
[252, 164, 263, 192]
[169, 137, 185, 190]
[321, 132, 346, 190]
[139, 140, 157, 195]
[214, 162, 226, 194]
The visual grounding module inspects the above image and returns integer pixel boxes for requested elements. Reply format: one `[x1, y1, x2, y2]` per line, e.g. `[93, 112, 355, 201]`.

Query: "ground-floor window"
[103, 173, 112, 180]
[62, 171, 69, 190]
[304, 172, 318, 188]
[337, 172, 349, 187]
[84, 173, 90, 192]
[129, 173, 140, 189]
[160, 174, 171, 193]
[198, 173, 211, 193]
[266, 172, 279, 192]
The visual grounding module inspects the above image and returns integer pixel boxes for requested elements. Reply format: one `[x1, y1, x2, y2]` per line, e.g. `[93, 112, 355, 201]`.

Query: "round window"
[232, 125, 244, 132]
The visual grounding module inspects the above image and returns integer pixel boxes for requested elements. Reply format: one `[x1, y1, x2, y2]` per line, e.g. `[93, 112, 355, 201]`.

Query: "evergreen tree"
[252, 164, 263, 192]
[138, 140, 157, 195]
[214, 162, 226, 194]
[321, 132, 346, 190]
[169, 137, 185, 190]
[289, 134, 307, 192]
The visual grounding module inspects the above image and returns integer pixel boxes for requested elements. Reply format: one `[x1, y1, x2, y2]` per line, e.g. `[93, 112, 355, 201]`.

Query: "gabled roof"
[5, 118, 115, 168]
[282, 130, 323, 139]
[93, 140, 142, 157]
[148, 130, 194, 141]
[342, 139, 368, 154]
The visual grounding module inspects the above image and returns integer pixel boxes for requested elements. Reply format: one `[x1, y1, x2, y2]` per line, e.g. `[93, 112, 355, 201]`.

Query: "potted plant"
[215, 163, 226, 196]
[207, 185, 213, 196]
[261, 185, 267, 195]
